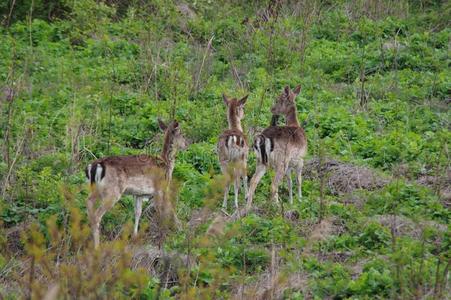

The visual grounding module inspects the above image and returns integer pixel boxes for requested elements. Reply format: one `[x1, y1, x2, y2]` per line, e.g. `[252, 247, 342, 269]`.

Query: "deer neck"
[161, 135, 177, 181]
[285, 106, 300, 127]
[228, 108, 243, 131]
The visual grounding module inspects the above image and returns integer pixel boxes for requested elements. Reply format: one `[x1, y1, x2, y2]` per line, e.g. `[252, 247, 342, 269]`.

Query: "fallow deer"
[246, 86, 307, 208]
[85, 119, 187, 248]
[217, 94, 249, 209]
[269, 89, 306, 204]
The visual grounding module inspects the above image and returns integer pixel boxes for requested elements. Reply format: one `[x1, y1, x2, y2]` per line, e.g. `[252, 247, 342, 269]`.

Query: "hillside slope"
[0, 1, 449, 298]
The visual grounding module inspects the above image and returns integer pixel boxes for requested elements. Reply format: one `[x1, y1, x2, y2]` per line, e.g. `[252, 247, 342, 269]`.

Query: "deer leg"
[242, 162, 248, 198]
[86, 193, 99, 248]
[243, 173, 248, 200]
[92, 206, 108, 249]
[295, 159, 304, 202]
[271, 167, 285, 203]
[93, 224, 100, 249]
[246, 164, 267, 209]
[91, 190, 122, 248]
[286, 170, 293, 205]
[92, 205, 111, 248]
[233, 176, 240, 209]
[220, 163, 230, 208]
[134, 196, 144, 237]
[222, 184, 230, 208]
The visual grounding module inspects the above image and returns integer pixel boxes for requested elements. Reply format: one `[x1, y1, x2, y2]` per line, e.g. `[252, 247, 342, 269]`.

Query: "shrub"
[358, 222, 391, 250]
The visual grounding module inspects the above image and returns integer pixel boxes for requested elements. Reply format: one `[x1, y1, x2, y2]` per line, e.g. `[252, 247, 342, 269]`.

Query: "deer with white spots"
[217, 94, 249, 210]
[247, 86, 307, 208]
[85, 119, 187, 248]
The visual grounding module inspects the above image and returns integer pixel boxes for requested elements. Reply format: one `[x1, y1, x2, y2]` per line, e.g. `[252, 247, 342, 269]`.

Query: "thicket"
[0, 0, 449, 298]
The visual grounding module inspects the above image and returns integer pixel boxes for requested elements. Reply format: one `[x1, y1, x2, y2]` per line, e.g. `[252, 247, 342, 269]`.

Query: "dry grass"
[372, 215, 448, 239]
[307, 217, 344, 242]
[303, 216, 346, 255]
[304, 157, 389, 195]
[416, 167, 451, 208]
[131, 245, 195, 285]
[232, 270, 310, 300]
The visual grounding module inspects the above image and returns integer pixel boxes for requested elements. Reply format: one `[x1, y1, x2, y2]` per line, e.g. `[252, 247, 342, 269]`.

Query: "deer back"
[86, 155, 167, 195]
[253, 126, 307, 165]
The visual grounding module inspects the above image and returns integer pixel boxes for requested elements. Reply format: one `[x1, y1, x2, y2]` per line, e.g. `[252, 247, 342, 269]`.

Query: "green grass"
[0, 1, 449, 298]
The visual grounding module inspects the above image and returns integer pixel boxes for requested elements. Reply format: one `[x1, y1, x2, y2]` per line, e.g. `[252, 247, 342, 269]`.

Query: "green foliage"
[366, 181, 449, 221]
[217, 244, 269, 274]
[236, 214, 298, 245]
[358, 222, 391, 251]
[348, 267, 394, 297]
[175, 162, 211, 207]
[0, 0, 69, 24]
[178, 142, 219, 174]
[1, 1, 449, 298]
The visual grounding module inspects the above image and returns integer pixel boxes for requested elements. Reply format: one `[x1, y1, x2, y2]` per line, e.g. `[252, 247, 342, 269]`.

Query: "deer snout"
[180, 137, 189, 150]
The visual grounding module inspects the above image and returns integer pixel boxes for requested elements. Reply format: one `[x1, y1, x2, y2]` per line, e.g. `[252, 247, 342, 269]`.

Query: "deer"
[268, 89, 307, 204]
[246, 85, 307, 209]
[217, 94, 249, 210]
[85, 119, 187, 248]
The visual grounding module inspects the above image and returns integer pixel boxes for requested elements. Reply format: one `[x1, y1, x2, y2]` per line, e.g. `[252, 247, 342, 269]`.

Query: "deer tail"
[253, 135, 273, 165]
[85, 162, 106, 185]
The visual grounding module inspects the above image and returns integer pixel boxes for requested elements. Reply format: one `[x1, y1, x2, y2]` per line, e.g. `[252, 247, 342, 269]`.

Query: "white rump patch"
[95, 164, 103, 183]
[87, 164, 92, 182]
[264, 138, 272, 156]
[228, 136, 237, 148]
[254, 136, 262, 160]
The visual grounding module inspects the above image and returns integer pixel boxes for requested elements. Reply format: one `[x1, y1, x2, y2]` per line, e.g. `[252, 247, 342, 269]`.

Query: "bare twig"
[192, 35, 214, 96]
[2, 128, 30, 197]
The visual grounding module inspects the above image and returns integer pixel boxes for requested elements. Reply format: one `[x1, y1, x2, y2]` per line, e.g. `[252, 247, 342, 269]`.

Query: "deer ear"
[293, 85, 301, 96]
[239, 95, 248, 106]
[173, 121, 180, 129]
[158, 118, 167, 131]
[284, 86, 290, 96]
[222, 94, 229, 105]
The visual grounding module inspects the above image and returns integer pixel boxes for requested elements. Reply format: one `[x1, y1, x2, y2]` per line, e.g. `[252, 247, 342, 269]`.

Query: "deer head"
[223, 94, 248, 130]
[158, 119, 188, 150]
[271, 85, 301, 116]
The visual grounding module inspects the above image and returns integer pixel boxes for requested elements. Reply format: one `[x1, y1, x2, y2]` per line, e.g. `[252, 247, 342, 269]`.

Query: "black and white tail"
[222, 134, 246, 160]
[85, 162, 106, 185]
[253, 135, 273, 165]
[225, 135, 245, 148]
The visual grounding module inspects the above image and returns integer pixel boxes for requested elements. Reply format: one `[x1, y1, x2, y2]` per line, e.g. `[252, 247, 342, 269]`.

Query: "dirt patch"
[232, 270, 310, 300]
[3, 221, 33, 256]
[372, 214, 447, 239]
[341, 194, 366, 209]
[300, 217, 351, 264]
[346, 256, 389, 280]
[303, 217, 346, 255]
[304, 157, 389, 195]
[283, 210, 300, 221]
[131, 245, 195, 285]
[206, 213, 229, 236]
[308, 218, 338, 242]
[187, 208, 210, 229]
[416, 168, 451, 209]
[318, 251, 353, 264]
[177, 3, 196, 19]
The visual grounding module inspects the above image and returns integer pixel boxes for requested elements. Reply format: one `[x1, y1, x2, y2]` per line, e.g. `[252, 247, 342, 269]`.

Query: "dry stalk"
[191, 35, 214, 96]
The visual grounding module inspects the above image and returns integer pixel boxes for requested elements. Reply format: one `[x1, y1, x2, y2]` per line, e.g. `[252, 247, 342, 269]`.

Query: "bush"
[358, 222, 391, 250]
[347, 267, 393, 297]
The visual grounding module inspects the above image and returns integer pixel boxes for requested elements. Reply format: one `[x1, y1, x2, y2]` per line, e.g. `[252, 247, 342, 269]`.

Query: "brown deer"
[246, 86, 307, 208]
[85, 119, 187, 248]
[217, 94, 249, 209]
[268, 91, 307, 204]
